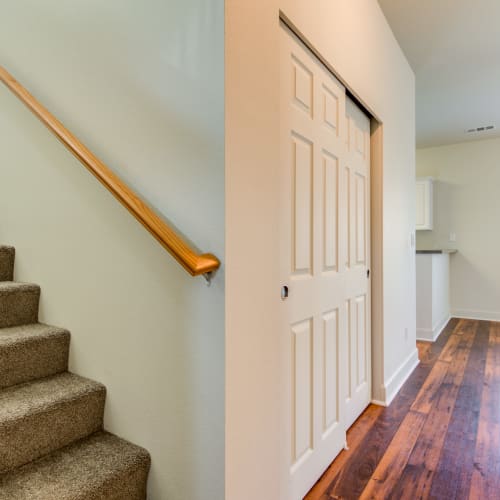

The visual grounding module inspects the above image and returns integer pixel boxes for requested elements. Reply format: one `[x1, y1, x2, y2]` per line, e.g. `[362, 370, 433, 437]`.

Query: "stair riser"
[0, 334, 70, 389]
[83, 463, 150, 500]
[0, 248, 14, 282]
[0, 389, 105, 473]
[0, 289, 39, 328]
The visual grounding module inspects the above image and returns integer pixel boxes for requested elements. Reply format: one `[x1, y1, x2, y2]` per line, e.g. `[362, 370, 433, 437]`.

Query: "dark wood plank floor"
[305, 318, 499, 500]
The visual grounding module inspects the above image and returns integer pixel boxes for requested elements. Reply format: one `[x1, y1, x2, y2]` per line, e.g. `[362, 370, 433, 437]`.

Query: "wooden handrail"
[0, 66, 220, 278]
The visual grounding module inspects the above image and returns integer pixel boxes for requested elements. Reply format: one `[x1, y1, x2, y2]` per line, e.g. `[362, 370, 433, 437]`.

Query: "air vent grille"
[465, 125, 495, 134]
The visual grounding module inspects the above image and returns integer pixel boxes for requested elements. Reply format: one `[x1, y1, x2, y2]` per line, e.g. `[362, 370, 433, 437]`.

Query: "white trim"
[416, 328, 433, 341]
[378, 348, 419, 406]
[370, 398, 387, 407]
[416, 315, 450, 342]
[452, 309, 500, 322]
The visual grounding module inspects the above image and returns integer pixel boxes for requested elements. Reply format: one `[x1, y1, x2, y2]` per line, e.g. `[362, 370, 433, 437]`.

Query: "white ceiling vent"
[465, 125, 495, 134]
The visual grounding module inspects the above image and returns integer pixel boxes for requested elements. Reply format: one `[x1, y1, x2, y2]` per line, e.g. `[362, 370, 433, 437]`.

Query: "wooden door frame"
[279, 11, 385, 406]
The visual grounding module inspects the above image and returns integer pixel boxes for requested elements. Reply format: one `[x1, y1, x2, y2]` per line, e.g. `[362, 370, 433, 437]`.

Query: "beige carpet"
[0, 245, 150, 499]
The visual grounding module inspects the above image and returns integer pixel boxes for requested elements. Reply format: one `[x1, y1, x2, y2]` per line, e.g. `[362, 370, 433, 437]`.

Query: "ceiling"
[378, 0, 500, 148]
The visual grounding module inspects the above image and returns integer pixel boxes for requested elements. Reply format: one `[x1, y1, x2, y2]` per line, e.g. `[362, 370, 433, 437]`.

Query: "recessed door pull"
[367, 269, 370, 279]
[281, 285, 289, 300]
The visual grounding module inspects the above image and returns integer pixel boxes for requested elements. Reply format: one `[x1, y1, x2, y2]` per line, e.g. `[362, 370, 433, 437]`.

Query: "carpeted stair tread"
[0, 246, 14, 282]
[0, 281, 39, 294]
[0, 282, 40, 328]
[0, 431, 151, 500]
[0, 372, 106, 473]
[0, 372, 103, 422]
[0, 323, 70, 389]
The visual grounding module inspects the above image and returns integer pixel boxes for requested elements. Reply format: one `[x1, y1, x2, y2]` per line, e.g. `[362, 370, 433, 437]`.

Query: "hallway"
[306, 318, 498, 499]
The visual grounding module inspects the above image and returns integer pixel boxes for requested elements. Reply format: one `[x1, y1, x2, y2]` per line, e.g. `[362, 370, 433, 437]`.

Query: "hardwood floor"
[305, 318, 499, 500]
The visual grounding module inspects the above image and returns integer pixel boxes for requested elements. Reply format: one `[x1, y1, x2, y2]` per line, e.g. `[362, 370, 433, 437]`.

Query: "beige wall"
[417, 137, 500, 321]
[0, 2, 224, 499]
[226, 1, 416, 499]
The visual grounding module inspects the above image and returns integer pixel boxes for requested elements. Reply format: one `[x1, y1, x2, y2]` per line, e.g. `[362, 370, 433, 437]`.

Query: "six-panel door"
[280, 26, 371, 500]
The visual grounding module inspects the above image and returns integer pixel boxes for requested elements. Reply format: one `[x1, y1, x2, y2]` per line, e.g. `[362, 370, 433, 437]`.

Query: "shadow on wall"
[0, 0, 224, 249]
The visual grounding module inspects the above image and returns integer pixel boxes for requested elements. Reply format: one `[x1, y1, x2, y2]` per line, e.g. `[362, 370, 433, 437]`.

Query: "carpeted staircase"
[0, 245, 150, 499]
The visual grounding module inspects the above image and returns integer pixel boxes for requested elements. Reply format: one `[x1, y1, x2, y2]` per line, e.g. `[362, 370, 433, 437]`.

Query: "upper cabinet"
[416, 177, 433, 231]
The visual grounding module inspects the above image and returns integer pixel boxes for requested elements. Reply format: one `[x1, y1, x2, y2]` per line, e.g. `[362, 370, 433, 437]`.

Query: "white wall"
[226, 2, 282, 499]
[417, 137, 500, 321]
[226, 1, 416, 499]
[0, 2, 224, 499]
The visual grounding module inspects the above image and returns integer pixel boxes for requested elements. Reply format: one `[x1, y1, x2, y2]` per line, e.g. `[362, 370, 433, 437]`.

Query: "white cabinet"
[416, 253, 451, 341]
[416, 177, 433, 230]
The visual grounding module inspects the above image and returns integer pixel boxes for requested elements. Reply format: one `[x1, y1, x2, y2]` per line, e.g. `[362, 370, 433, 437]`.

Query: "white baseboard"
[452, 309, 500, 322]
[416, 315, 451, 342]
[376, 348, 419, 407]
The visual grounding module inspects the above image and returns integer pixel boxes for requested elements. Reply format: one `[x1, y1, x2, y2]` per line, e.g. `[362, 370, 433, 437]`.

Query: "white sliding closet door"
[343, 96, 371, 429]
[280, 26, 371, 500]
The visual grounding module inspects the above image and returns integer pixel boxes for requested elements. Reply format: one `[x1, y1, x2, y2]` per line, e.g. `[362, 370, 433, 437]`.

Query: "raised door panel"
[355, 295, 367, 388]
[355, 172, 367, 266]
[323, 152, 339, 272]
[345, 299, 354, 404]
[292, 135, 313, 275]
[322, 309, 340, 437]
[291, 318, 314, 467]
[342, 166, 351, 272]
[292, 56, 313, 117]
